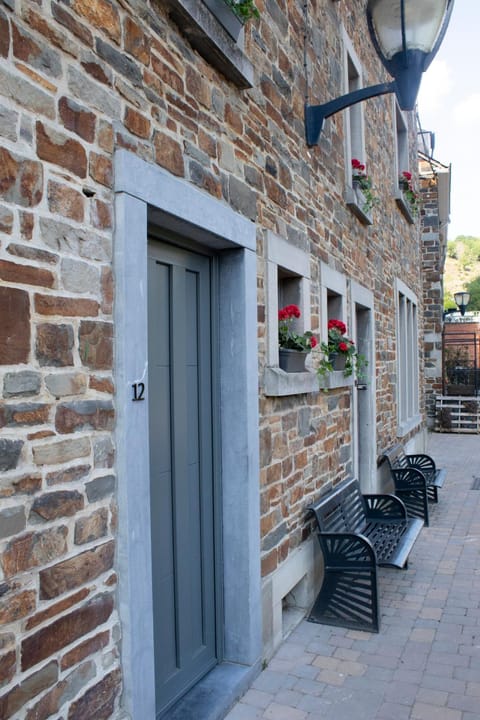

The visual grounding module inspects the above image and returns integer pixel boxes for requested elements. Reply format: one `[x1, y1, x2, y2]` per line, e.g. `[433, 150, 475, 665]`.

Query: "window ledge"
[394, 190, 417, 225]
[345, 185, 373, 226]
[318, 371, 354, 392]
[264, 367, 319, 397]
[164, 0, 254, 89]
[397, 414, 422, 438]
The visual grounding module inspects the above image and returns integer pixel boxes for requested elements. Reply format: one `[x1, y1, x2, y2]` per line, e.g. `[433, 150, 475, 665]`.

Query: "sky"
[417, 2, 480, 241]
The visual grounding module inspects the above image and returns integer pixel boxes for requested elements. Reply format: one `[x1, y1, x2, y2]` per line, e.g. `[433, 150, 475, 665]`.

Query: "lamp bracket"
[305, 80, 396, 147]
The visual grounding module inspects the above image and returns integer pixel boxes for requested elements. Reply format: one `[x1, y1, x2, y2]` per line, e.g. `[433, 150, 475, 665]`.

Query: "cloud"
[417, 59, 453, 114]
[453, 94, 480, 128]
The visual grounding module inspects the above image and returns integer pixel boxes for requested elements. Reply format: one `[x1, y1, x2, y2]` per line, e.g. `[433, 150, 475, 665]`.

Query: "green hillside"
[444, 236, 480, 311]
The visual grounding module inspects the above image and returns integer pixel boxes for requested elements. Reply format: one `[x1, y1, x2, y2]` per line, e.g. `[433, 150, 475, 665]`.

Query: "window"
[393, 103, 415, 223]
[395, 103, 409, 180]
[319, 263, 353, 391]
[396, 279, 420, 434]
[341, 29, 371, 224]
[264, 231, 318, 396]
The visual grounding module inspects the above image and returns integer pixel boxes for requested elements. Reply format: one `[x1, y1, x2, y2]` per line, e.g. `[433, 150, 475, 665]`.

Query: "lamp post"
[453, 291, 470, 317]
[443, 291, 471, 320]
[305, 0, 454, 146]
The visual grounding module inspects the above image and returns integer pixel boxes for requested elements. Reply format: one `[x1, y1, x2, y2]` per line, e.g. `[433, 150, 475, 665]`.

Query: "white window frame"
[396, 278, 421, 435]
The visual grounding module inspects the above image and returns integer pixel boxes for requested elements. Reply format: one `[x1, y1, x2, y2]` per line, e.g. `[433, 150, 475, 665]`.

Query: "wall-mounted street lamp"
[305, 0, 455, 146]
[443, 291, 471, 320]
[454, 291, 470, 317]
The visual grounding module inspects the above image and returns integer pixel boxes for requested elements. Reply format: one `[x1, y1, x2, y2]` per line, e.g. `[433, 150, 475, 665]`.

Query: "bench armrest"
[389, 467, 427, 490]
[316, 532, 376, 568]
[363, 493, 407, 520]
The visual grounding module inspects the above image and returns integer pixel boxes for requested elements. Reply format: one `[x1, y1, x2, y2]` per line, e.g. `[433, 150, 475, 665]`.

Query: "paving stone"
[240, 688, 273, 709]
[263, 702, 307, 720]
[411, 702, 462, 719]
[229, 435, 480, 720]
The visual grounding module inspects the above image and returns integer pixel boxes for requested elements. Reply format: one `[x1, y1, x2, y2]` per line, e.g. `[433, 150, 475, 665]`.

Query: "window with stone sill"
[319, 263, 354, 391]
[341, 29, 371, 226]
[396, 279, 421, 436]
[393, 103, 416, 224]
[164, 0, 253, 89]
[264, 231, 318, 397]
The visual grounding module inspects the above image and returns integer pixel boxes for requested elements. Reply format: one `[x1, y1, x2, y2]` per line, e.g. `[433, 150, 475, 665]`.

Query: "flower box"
[394, 189, 416, 224]
[345, 183, 373, 225]
[202, 0, 244, 40]
[279, 349, 308, 373]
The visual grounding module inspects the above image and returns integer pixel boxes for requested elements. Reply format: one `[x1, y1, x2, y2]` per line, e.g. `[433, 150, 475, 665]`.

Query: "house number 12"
[132, 382, 145, 401]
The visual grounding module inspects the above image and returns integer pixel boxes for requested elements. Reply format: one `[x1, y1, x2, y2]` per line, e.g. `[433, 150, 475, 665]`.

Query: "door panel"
[147, 240, 217, 717]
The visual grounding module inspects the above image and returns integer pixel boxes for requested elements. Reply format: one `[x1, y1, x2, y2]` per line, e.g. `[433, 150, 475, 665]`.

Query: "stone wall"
[0, 0, 426, 717]
[420, 157, 450, 422]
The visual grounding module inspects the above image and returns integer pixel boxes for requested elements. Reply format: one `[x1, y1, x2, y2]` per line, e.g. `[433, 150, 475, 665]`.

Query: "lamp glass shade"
[368, 0, 449, 59]
[454, 291, 470, 308]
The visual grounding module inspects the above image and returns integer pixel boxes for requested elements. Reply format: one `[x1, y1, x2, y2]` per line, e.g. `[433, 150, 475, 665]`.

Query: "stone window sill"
[318, 371, 354, 392]
[164, 0, 254, 89]
[394, 190, 416, 225]
[397, 414, 422, 438]
[345, 185, 373, 226]
[264, 367, 319, 397]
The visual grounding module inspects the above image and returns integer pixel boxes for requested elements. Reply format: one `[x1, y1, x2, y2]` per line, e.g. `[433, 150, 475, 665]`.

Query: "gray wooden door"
[147, 239, 219, 717]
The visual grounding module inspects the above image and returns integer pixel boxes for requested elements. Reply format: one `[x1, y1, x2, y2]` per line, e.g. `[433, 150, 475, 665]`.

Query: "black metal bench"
[380, 443, 446, 527]
[306, 477, 423, 633]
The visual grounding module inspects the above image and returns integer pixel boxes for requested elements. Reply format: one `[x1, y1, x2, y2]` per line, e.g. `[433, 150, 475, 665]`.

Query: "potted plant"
[203, 0, 259, 40]
[278, 304, 317, 372]
[226, 0, 260, 21]
[399, 171, 420, 217]
[317, 318, 367, 381]
[351, 158, 379, 214]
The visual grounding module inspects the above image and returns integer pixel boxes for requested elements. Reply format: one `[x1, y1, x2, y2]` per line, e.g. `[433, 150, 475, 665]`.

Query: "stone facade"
[420, 155, 451, 423]
[0, 1, 434, 718]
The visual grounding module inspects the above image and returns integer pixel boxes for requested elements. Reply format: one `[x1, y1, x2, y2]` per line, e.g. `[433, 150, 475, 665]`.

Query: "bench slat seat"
[381, 444, 447, 526]
[307, 478, 423, 632]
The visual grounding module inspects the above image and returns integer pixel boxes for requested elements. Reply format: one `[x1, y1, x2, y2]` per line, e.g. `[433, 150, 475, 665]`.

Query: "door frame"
[114, 150, 262, 719]
[350, 281, 376, 493]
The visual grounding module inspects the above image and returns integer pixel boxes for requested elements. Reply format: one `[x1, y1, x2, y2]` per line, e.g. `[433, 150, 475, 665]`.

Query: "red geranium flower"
[278, 305, 315, 354]
[351, 158, 365, 172]
[328, 318, 347, 335]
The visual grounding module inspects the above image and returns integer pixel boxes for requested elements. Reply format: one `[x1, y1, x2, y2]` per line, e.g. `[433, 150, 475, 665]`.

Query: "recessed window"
[264, 231, 317, 396]
[395, 103, 409, 180]
[319, 263, 353, 391]
[341, 29, 371, 224]
[342, 29, 365, 187]
[393, 103, 416, 223]
[396, 279, 420, 434]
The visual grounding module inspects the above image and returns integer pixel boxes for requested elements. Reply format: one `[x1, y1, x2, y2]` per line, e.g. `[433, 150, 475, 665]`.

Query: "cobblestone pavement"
[225, 433, 480, 720]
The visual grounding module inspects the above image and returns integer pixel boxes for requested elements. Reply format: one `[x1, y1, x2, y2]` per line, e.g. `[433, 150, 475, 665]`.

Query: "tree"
[465, 276, 480, 311]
